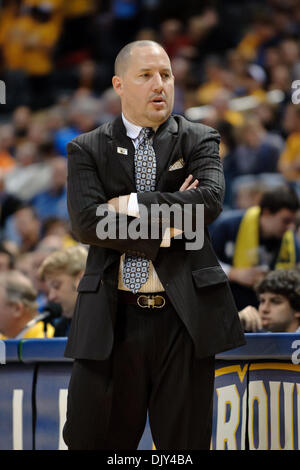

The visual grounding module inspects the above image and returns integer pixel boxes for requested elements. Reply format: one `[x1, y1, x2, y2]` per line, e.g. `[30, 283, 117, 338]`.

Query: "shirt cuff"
[127, 193, 140, 218]
[219, 261, 232, 276]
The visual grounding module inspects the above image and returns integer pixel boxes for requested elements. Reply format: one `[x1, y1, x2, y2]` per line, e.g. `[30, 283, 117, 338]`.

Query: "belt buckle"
[137, 294, 166, 308]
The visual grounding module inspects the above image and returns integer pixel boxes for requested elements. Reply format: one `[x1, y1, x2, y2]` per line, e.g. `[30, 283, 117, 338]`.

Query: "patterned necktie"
[123, 127, 156, 293]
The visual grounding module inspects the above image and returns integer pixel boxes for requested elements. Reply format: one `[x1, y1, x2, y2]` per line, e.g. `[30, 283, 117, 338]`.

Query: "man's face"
[45, 272, 79, 318]
[112, 45, 174, 128]
[261, 208, 296, 238]
[258, 292, 300, 332]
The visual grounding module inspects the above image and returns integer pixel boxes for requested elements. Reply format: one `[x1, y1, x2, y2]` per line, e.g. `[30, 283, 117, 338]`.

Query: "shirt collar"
[122, 113, 142, 140]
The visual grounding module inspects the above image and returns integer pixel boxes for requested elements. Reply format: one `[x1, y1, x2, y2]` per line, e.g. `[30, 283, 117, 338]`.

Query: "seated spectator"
[38, 245, 88, 336]
[31, 156, 68, 221]
[0, 243, 14, 272]
[41, 218, 77, 248]
[0, 124, 16, 172]
[236, 13, 277, 63]
[210, 89, 244, 128]
[296, 211, 300, 245]
[239, 268, 300, 332]
[52, 94, 100, 156]
[210, 185, 300, 310]
[4, 141, 52, 200]
[0, 270, 54, 339]
[12, 204, 42, 253]
[278, 103, 300, 195]
[0, 169, 23, 238]
[228, 116, 284, 178]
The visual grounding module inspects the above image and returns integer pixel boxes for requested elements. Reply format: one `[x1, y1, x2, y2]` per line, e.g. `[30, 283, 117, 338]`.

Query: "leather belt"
[118, 290, 168, 309]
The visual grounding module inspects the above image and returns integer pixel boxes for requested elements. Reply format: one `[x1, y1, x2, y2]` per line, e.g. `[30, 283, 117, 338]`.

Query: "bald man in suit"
[63, 40, 245, 450]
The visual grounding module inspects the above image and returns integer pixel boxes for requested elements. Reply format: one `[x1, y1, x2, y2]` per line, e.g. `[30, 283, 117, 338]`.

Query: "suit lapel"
[109, 115, 179, 191]
[153, 116, 179, 188]
[110, 116, 136, 192]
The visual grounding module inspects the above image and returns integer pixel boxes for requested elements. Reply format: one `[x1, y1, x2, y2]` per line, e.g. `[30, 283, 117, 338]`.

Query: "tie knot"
[141, 127, 153, 139]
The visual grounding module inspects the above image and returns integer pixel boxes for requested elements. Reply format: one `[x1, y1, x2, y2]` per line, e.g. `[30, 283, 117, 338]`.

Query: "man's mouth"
[150, 96, 166, 105]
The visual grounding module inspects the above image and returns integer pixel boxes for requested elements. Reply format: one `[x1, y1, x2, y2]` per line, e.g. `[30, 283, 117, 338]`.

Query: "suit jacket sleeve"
[137, 126, 224, 229]
[67, 139, 162, 261]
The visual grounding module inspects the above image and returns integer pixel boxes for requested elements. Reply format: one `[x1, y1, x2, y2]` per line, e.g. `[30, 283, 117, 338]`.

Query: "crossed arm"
[67, 128, 223, 259]
[107, 174, 199, 246]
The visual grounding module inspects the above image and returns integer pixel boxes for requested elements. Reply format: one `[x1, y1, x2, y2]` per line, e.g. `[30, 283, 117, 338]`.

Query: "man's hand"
[107, 195, 130, 214]
[228, 267, 268, 287]
[179, 174, 199, 192]
[238, 306, 262, 332]
[107, 174, 198, 246]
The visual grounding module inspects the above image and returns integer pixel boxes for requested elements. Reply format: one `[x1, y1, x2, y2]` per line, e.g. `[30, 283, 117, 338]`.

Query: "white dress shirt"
[117, 114, 165, 293]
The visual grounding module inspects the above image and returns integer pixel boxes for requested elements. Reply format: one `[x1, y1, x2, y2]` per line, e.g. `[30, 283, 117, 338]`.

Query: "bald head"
[114, 40, 167, 77]
[112, 40, 174, 128]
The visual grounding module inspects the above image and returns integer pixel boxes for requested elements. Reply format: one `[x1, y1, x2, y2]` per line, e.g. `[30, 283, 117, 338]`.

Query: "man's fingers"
[179, 175, 198, 191]
[187, 179, 199, 190]
[179, 174, 193, 191]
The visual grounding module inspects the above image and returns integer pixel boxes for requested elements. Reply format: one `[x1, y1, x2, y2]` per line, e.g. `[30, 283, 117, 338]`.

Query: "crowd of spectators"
[0, 0, 299, 337]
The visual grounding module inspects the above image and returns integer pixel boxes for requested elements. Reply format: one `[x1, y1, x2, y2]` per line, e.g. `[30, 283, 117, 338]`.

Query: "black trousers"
[63, 302, 215, 450]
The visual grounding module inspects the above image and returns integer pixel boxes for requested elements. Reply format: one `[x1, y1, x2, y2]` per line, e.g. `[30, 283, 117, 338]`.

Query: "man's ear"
[11, 301, 23, 319]
[112, 75, 123, 97]
[294, 310, 300, 320]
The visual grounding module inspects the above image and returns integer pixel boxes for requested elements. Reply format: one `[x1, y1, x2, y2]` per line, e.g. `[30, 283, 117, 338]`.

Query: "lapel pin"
[117, 147, 128, 155]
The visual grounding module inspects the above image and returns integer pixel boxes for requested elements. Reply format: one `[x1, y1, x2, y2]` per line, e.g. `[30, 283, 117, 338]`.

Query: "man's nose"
[260, 301, 270, 314]
[152, 73, 163, 92]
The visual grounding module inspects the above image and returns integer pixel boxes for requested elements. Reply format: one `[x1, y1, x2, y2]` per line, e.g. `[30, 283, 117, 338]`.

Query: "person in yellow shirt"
[0, 270, 54, 339]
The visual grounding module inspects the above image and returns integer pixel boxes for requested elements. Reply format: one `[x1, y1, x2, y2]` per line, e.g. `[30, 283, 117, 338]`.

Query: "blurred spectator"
[210, 89, 244, 128]
[171, 56, 192, 115]
[0, 243, 15, 272]
[239, 268, 300, 332]
[243, 63, 267, 101]
[15, 252, 34, 279]
[38, 245, 88, 336]
[278, 104, 300, 195]
[55, 0, 96, 66]
[31, 156, 68, 221]
[228, 116, 284, 178]
[236, 13, 277, 64]
[296, 211, 300, 245]
[279, 37, 300, 80]
[11, 106, 32, 142]
[195, 56, 228, 106]
[52, 94, 100, 156]
[0, 269, 54, 339]
[0, 1, 64, 109]
[4, 141, 52, 199]
[210, 185, 300, 310]
[0, 168, 23, 235]
[160, 18, 193, 60]
[0, 124, 16, 171]
[233, 179, 266, 211]
[97, 87, 122, 125]
[12, 204, 42, 253]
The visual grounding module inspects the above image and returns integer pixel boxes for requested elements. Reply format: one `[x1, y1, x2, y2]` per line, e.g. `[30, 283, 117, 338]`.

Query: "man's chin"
[147, 110, 170, 125]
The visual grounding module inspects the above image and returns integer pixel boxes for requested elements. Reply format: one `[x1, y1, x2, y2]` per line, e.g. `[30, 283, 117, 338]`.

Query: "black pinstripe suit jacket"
[65, 114, 245, 360]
